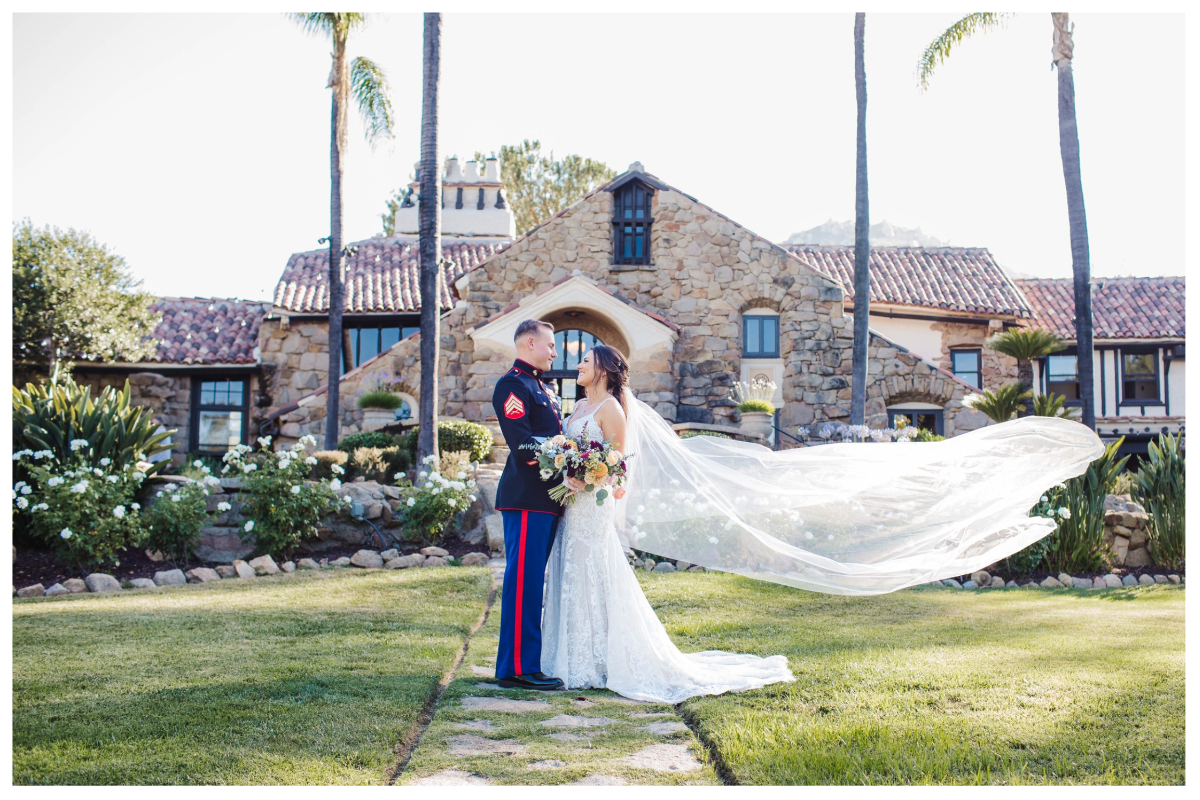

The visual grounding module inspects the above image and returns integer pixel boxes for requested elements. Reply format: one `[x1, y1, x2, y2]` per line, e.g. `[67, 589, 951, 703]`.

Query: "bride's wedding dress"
[541, 396, 796, 703]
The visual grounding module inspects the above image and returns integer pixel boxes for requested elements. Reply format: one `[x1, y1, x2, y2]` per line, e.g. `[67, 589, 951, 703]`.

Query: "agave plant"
[1032, 391, 1081, 420]
[1134, 432, 1185, 570]
[12, 378, 173, 473]
[962, 382, 1033, 424]
[1041, 437, 1130, 574]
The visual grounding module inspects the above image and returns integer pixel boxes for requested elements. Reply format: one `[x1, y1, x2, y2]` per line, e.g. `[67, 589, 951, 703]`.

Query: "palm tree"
[984, 327, 1066, 417]
[963, 382, 1033, 424]
[291, 13, 395, 450]
[416, 12, 443, 467]
[918, 13, 1096, 431]
[849, 12, 870, 427]
[1032, 391, 1081, 420]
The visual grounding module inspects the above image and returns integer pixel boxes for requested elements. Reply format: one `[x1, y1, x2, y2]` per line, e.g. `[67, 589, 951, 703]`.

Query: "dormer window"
[612, 180, 654, 266]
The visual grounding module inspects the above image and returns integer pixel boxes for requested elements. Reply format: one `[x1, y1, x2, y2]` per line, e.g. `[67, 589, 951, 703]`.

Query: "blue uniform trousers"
[495, 509, 560, 679]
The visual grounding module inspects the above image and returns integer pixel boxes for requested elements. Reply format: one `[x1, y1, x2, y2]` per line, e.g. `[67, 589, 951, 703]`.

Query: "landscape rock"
[1092, 577, 1107, 589]
[1154, 574, 1168, 584]
[330, 557, 352, 567]
[485, 514, 505, 553]
[85, 573, 122, 593]
[1138, 574, 1155, 586]
[1057, 573, 1074, 588]
[1124, 547, 1154, 568]
[675, 560, 692, 571]
[643, 558, 657, 571]
[281, 561, 296, 573]
[1104, 574, 1123, 589]
[153, 569, 187, 586]
[421, 556, 449, 567]
[1168, 574, 1181, 584]
[231, 560, 257, 579]
[248, 555, 280, 575]
[420, 546, 449, 557]
[460, 552, 490, 567]
[44, 583, 70, 596]
[962, 580, 978, 589]
[971, 570, 990, 587]
[216, 565, 238, 578]
[296, 558, 320, 570]
[1039, 576, 1062, 588]
[185, 567, 222, 583]
[350, 549, 384, 569]
[989, 576, 1006, 588]
[129, 578, 158, 589]
[653, 562, 677, 573]
[63, 578, 87, 594]
[1006, 580, 1019, 589]
[1121, 574, 1138, 587]
[380, 549, 399, 561]
[17, 583, 45, 598]
[941, 579, 962, 588]
[688, 565, 705, 572]
[386, 554, 426, 569]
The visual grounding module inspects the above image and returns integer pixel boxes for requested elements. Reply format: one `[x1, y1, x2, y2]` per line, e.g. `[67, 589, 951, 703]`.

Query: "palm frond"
[288, 12, 369, 38]
[985, 327, 1067, 361]
[962, 381, 1032, 424]
[350, 56, 394, 144]
[1032, 391, 1081, 420]
[917, 12, 1012, 90]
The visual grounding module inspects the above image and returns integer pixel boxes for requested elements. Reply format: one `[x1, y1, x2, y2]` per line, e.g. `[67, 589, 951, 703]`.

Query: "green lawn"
[651, 574, 1185, 785]
[13, 567, 492, 785]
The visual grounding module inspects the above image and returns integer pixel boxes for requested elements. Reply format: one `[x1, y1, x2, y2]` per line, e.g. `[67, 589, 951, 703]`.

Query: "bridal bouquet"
[530, 423, 631, 506]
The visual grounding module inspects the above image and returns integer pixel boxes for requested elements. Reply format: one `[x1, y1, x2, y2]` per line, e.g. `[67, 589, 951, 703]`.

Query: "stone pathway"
[392, 558, 721, 786]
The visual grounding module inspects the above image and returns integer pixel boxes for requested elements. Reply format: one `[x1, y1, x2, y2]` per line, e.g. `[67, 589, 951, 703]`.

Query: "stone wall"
[259, 318, 331, 410]
[930, 320, 1020, 391]
[1103, 494, 1154, 567]
[74, 371, 194, 464]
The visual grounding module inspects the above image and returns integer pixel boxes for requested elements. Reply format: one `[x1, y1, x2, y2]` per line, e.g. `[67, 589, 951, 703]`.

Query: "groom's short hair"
[514, 319, 554, 342]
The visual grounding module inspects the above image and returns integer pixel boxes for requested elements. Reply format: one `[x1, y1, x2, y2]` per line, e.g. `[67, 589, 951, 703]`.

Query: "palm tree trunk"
[1017, 358, 1034, 417]
[417, 12, 442, 466]
[850, 12, 870, 427]
[1052, 13, 1096, 430]
[324, 25, 350, 450]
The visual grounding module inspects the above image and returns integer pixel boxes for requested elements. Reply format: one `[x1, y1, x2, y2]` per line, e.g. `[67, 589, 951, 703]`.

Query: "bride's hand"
[565, 476, 586, 493]
[613, 486, 626, 500]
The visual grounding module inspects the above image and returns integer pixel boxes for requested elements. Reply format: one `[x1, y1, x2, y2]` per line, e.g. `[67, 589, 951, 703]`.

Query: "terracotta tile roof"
[784, 245, 1033, 319]
[147, 297, 268, 364]
[1016, 277, 1185, 340]
[273, 235, 509, 314]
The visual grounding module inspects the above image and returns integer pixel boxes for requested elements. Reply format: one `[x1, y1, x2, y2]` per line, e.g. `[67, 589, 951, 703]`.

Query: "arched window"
[612, 180, 653, 266]
[394, 392, 418, 422]
[546, 329, 603, 415]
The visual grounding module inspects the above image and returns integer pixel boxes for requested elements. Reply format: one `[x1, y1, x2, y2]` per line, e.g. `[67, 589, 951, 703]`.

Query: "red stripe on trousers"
[514, 510, 528, 676]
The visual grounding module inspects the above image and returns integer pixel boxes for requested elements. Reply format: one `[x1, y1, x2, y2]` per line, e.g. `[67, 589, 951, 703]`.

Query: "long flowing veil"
[614, 387, 1104, 596]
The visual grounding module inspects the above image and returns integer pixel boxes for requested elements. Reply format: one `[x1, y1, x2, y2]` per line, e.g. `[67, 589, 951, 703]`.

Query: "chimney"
[392, 152, 514, 238]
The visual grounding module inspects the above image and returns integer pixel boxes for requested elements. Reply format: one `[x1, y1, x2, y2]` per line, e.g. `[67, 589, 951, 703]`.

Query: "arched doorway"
[546, 329, 603, 415]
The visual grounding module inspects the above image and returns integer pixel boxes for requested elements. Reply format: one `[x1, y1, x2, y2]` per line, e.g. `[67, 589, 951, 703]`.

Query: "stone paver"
[410, 769, 491, 785]
[452, 719, 497, 731]
[460, 697, 552, 713]
[446, 734, 527, 756]
[643, 721, 689, 735]
[539, 714, 619, 728]
[570, 775, 628, 785]
[470, 664, 494, 677]
[621, 744, 704, 773]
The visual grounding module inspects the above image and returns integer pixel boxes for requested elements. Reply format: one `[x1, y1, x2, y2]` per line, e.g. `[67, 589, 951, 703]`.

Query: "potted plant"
[357, 372, 403, 432]
[730, 376, 777, 439]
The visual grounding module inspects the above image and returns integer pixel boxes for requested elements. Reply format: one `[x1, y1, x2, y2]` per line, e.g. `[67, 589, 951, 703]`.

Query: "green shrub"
[308, 450, 349, 482]
[13, 378, 172, 475]
[962, 382, 1032, 423]
[1006, 490, 1073, 575]
[403, 420, 493, 464]
[1110, 470, 1137, 497]
[1042, 437, 1129, 574]
[223, 435, 346, 558]
[738, 399, 775, 414]
[142, 481, 211, 567]
[397, 456, 478, 546]
[336, 432, 398, 454]
[1134, 432, 1185, 570]
[911, 428, 945, 443]
[357, 391, 402, 410]
[1033, 391, 1081, 420]
[13, 450, 150, 571]
[680, 430, 731, 439]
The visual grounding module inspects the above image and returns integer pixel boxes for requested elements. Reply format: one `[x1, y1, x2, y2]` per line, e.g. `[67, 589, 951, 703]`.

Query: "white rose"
[60, 528, 73, 539]
[70, 480, 89, 494]
[406, 497, 416, 507]
[244, 520, 255, 532]
[93, 468, 103, 476]
[331, 464, 345, 475]
[329, 478, 341, 490]
[16, 497, 29, 509]
[100, 457, 111, 466]
[156, 491, 164, 497]
[394, 473, 405, 482]
[217, 502, 231, 512]
[171, 495, 181, 503]
[447, 498, 457, 508]
[432, 488, 440, 495]
[20, 485, 31, 495]
[306, 457, 317, 465]
[106, 475, 119, 484]
[193, 459, 203, 468]
[1058, 507, 1071, 519]
[33, 502, 48, 511]
[131, 503, 140, 510]
[112, 506, 125, 518]
[291, 485, 301, 495]
[47, 477, 64, 487]
[709, 536, 719, 544]
[468, 495, 477, 503]
[456, 471, 467, 479]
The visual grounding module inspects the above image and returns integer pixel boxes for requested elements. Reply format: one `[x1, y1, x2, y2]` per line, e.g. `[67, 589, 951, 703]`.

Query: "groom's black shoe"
[497, 672, 565, 691]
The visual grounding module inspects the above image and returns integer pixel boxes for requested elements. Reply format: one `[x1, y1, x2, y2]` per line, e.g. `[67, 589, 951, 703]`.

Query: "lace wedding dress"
[541, 396, 796, 703]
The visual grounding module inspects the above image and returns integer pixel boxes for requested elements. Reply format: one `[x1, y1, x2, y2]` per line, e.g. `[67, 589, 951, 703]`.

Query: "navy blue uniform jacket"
[494, 359, 564, 516]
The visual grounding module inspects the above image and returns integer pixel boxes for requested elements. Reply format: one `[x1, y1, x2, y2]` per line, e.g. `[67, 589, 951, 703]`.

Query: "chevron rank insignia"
[503, 393, 525, 419]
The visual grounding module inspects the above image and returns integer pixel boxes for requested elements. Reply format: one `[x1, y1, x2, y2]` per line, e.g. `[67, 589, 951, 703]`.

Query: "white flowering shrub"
[395, 452, 477, 546]
[222, 435, 346, 558]
[798, 418, 940, 445]
[143, 461, 222, 566]
[13, 448, 150, 569]
[1004, 488, 1071, 575]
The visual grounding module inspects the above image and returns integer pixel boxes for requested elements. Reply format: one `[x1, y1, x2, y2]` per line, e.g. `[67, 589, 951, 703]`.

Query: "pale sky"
[12, 11, 1186, 302]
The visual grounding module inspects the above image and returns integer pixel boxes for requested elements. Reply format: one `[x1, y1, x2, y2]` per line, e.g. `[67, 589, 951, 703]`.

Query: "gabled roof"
[1017, 277, 1185, 340]
[147, 297, 268, 365]
[273, 235, 510, 314]
[784, 245, 1033, 319]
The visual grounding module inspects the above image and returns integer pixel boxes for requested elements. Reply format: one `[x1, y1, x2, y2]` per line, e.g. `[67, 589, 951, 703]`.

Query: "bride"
[541, 344, 796, 702]
[539, 343, 1104, 703]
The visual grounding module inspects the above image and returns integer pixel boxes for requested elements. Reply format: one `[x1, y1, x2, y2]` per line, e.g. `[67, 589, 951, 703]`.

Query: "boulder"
[85, 573, 122, 593]
[688, 566, 705, 572]
[941, 579, 962, 588]
[989, 576, 1006, 588]
[17, 583, 45, 598]
[129, 577, 158, 589]
[63, 578, 87, 594]
[145, 549, 166, 562]
[248, 555, 280, 575]
[1167, 574, 1181, 584]
[1128, 526, 1149, 549]
[643, 559, 656, 571]
[1104, 574, 1123, 589]
[653, 562, 676, 573]
[1138, 574, 1155, 586]
[44, 583, 70, 596]
[280, 560, 296, 573]
[421, 556, 449, 567]
[330, 557, 352, 567]
[461, 552, 490, 567]
[351, 550, 384, 569]
[381, 549, 400, 561]
[385, 554, 426, 569]
[231, 560, 257, 579]
[675, 560, 692, 572]
[1057, 573, 1074, 588]
[1005, 580, 1019, 589]
[1039, 576, 1062, 588]
[185, 567, 222, 583]
[970, 570, 991, 587]
[153, 569, 187, 586]
[215, 565, 238, 578]
[1092, 577, 1107, 589]
[1110, 536, 1130, 564]
[1121, 574, 1138, 587]
[296, 558, 320, 570]
[1153, 574, 1168, 584]
[485, 514, 505, 553]
[195, 528, 254, 563]
[962, 580, 978, 589]
[1124, 547, 1154, 568]
[421, 546, 450, 557]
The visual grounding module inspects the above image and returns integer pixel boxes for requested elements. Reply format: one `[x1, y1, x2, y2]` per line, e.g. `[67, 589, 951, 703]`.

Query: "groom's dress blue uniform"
[493, 358, 563, 679]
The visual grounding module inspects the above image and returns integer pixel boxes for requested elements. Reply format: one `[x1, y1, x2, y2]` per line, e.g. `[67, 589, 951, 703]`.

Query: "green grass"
[644, 573, 1185, 785]
[13, 567, 492, 785]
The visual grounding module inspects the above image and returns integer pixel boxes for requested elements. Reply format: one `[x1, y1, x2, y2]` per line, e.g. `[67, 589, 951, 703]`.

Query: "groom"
[492, 319, 565, 691]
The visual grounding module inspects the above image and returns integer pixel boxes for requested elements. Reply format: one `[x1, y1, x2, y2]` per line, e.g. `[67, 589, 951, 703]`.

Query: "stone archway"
[540, 308, 631, 357]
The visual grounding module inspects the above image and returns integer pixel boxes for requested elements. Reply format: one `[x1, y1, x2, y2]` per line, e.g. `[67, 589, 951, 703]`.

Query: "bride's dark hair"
[584, 344, 629, 414]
